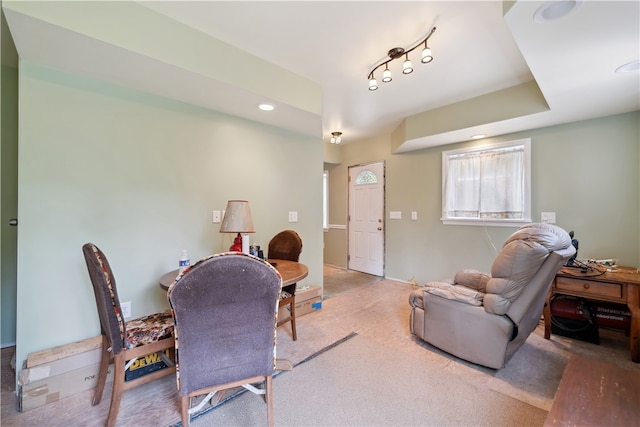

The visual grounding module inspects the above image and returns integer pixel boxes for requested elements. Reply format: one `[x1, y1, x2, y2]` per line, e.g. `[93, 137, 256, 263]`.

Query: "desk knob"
[583, 283, 590, 289]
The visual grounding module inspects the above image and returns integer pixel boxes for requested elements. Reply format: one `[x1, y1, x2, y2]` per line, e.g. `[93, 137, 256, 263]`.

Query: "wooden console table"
[544, 354, 640, 426]
[543, 266, 640, 362]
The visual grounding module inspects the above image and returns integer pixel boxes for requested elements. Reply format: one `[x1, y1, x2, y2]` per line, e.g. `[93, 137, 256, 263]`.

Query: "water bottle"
[179, 250, 190, 273]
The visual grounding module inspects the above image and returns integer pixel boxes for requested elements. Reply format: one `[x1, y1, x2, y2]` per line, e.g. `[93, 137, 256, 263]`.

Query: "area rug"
[186, 333, 547, 426]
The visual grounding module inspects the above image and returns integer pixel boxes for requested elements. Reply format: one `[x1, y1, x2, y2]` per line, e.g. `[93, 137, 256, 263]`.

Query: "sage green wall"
[325, 111, 640, 282]
[15, 61, 323, 368]
[1, 65, 18, 346]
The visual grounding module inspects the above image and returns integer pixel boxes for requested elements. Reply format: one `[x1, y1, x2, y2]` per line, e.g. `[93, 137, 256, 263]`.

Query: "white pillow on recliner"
[424, 280, 485, 306]
[454, 269, 491, 292]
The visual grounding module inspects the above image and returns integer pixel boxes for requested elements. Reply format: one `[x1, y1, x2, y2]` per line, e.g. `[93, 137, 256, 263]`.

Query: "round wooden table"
[159, 258, 308, 290]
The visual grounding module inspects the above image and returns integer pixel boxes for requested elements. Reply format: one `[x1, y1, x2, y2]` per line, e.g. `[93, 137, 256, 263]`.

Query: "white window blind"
[442, 139, 531, 226]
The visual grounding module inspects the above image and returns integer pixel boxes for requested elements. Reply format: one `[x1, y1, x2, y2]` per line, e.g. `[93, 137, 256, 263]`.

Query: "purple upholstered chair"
[82, 243, 175, 427]
[167, 252, 282, 426]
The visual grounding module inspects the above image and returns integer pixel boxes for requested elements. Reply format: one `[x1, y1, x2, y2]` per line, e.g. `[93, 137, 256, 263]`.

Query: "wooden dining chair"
[268, 230, 303, 340]
[167, 252, 282, 426]
[82, 243, 175, 427]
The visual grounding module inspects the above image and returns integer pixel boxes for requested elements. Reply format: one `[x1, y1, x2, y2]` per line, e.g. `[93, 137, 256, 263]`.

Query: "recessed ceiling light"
[471, 134, 487, 140]
[615, 60, 640, 74]
[534, 0, 582, 23]
[258, 103, 275, 111]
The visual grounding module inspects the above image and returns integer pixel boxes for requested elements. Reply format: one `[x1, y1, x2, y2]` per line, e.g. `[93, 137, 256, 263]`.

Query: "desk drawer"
[555, 277, 623, 300]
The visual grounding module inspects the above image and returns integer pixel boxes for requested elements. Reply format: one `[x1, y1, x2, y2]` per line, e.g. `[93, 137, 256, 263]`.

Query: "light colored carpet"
[189, 333, 547, 427]
[323, 265, 382, 299]
[2, 278, 637, 426]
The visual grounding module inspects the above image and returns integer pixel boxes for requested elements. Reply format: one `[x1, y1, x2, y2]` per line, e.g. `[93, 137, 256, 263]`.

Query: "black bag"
[550, 294, 599, 344]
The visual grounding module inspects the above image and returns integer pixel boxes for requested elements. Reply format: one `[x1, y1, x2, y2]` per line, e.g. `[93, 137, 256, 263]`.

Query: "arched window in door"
[355, 170, 378, 185]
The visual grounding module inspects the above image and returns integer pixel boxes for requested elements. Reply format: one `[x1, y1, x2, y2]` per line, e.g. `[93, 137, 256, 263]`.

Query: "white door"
[348, 162, 384, 276]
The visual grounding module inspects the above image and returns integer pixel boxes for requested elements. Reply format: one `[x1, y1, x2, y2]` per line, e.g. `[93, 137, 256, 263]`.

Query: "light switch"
[288, 211, 298, 222]
[541, 212, 556, 224]
[389, 211, 401, 219]
[212, 210, 221, 223]
[411, 211, 418, 220]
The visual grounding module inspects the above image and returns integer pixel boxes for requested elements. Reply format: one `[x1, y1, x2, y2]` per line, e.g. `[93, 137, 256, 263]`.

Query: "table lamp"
[219, 200, 255, 252]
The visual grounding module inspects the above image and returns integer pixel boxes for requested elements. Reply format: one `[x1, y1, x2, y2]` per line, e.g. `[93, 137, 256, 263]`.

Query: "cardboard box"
[20, 336, 103, 387]
[296, 285, 322, 302]
[19, 337, 107, 412]
[295, 295, 322, 316]
[20, 348, 102, 386]
[279, 285, 322, 321]
[26, 336, 102, 368]
[19, 362, 113, 412]
[19, 337, 174, 411]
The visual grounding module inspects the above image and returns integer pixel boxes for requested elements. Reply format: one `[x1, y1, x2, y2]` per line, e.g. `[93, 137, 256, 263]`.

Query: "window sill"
[441, 218, 532, 227]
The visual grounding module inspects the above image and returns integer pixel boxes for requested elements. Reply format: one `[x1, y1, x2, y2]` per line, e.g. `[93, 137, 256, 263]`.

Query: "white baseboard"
[384, 276, 412, 284]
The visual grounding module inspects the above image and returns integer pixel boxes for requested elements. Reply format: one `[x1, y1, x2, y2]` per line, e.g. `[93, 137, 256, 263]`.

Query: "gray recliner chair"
[409, 223, 575, 369]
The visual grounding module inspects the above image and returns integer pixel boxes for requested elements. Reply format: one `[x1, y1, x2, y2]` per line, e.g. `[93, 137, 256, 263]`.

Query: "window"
[323, 170, 329, 230]
[442, 139, 531, 226]
[355, 170, 378, 184]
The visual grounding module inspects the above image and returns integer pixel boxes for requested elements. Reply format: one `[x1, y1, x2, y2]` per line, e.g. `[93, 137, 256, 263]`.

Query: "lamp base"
[229, 233, 243, 252]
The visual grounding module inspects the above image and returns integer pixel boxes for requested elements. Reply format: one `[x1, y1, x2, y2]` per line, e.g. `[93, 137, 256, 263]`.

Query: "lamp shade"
[219, 200, 255, 233]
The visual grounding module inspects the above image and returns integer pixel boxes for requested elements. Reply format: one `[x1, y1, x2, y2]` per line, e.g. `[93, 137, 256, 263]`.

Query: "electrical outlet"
[121, 301, 132, 318]
[411, 211, 418, 220]
[288, 211, 298, 222]
[212, 210, 221, 223]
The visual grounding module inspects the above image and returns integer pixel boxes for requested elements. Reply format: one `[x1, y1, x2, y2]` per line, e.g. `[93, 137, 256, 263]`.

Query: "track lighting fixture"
[367, 27, 436, 91]
[330, 132, 342, 144]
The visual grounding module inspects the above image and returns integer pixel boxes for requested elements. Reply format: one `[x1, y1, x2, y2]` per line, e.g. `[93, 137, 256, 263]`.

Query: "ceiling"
[3, 1, 639, 152]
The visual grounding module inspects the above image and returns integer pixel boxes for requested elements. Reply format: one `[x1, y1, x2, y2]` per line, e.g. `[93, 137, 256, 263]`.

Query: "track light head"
[382, 65, 392, 83]
[402, 54, 413, 74]
[421, 44, 433, 63]
[368, 77, 378, 91]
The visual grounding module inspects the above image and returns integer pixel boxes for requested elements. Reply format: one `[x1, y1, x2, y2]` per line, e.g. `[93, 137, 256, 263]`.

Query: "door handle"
[9, 219, 17, 226]
[377, 227, 382, 231]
